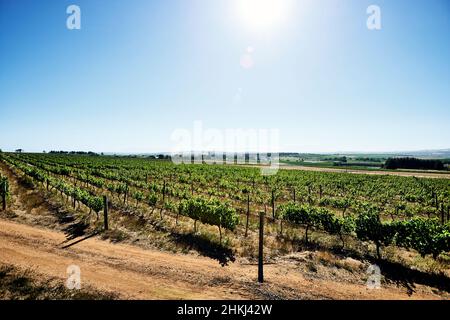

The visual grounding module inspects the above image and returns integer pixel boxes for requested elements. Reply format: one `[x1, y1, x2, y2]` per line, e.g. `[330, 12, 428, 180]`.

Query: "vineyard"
[0, 152, 449, 264]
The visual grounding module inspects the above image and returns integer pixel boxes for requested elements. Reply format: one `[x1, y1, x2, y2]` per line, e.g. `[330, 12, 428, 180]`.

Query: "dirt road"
[246, 164, 450, 179]
[0, 219, 444, 300]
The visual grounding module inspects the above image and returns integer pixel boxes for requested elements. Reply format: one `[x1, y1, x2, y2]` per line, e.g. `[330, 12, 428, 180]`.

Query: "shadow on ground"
[61, 215, 90, 241]
[170, 232, 236, 267]
[372, 258, 450, 296]
[294, 237, 450, 295]
[139, 213, 236, 266]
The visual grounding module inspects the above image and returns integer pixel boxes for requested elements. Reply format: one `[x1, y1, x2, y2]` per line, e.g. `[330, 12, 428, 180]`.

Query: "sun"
[236, 0, 292, 31]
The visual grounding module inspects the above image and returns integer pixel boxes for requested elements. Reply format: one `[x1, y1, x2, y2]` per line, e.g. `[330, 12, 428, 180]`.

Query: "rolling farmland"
[1, 153, 450, 259]
[1, 152, 450, 300]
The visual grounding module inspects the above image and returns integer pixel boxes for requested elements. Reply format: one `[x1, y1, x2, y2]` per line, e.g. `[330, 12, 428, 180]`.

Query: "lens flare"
[236, 0, 292, 31]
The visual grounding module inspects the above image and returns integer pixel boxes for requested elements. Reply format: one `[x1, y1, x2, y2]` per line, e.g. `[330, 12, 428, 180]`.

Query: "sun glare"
[236, 0, 292, 31]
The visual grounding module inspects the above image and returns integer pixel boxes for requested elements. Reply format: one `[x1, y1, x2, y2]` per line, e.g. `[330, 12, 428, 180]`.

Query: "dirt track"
[276, 164, 450, 179]
[0, 219, 444, 300]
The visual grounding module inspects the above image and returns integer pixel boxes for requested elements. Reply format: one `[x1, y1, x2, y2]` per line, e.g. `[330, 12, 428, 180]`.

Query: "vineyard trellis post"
[434, 191, 438, 210]
[258, 211, 264, 283]
[271, 190, 275, 220]
[103, 195, 109, 231]
[162, 180, 166, 203]
[124, 183, 128, 205]
[245, 193, 250, 237]
[1, 183, 6, 211]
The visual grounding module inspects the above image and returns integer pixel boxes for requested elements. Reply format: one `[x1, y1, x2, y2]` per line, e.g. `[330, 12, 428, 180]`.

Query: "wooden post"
[103, 195, 109, 231]
[271, 190, 275, 219]
[245, 193, 250, 237]
[124, 184, 128, 205]
[168, 176, 172, 201]
[162, 180, 166, 203]
[258, 211, 264, 283]
[1, 183, 6, 211]
[441, 203, 445, 225]
[435, 192, 438, 210]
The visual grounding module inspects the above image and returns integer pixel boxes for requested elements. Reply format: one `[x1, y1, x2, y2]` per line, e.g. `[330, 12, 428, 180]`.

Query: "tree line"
[384, 157, 445, 170]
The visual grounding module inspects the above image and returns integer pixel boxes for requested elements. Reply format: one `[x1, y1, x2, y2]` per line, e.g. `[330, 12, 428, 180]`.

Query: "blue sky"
[0, 0, 449, 153]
